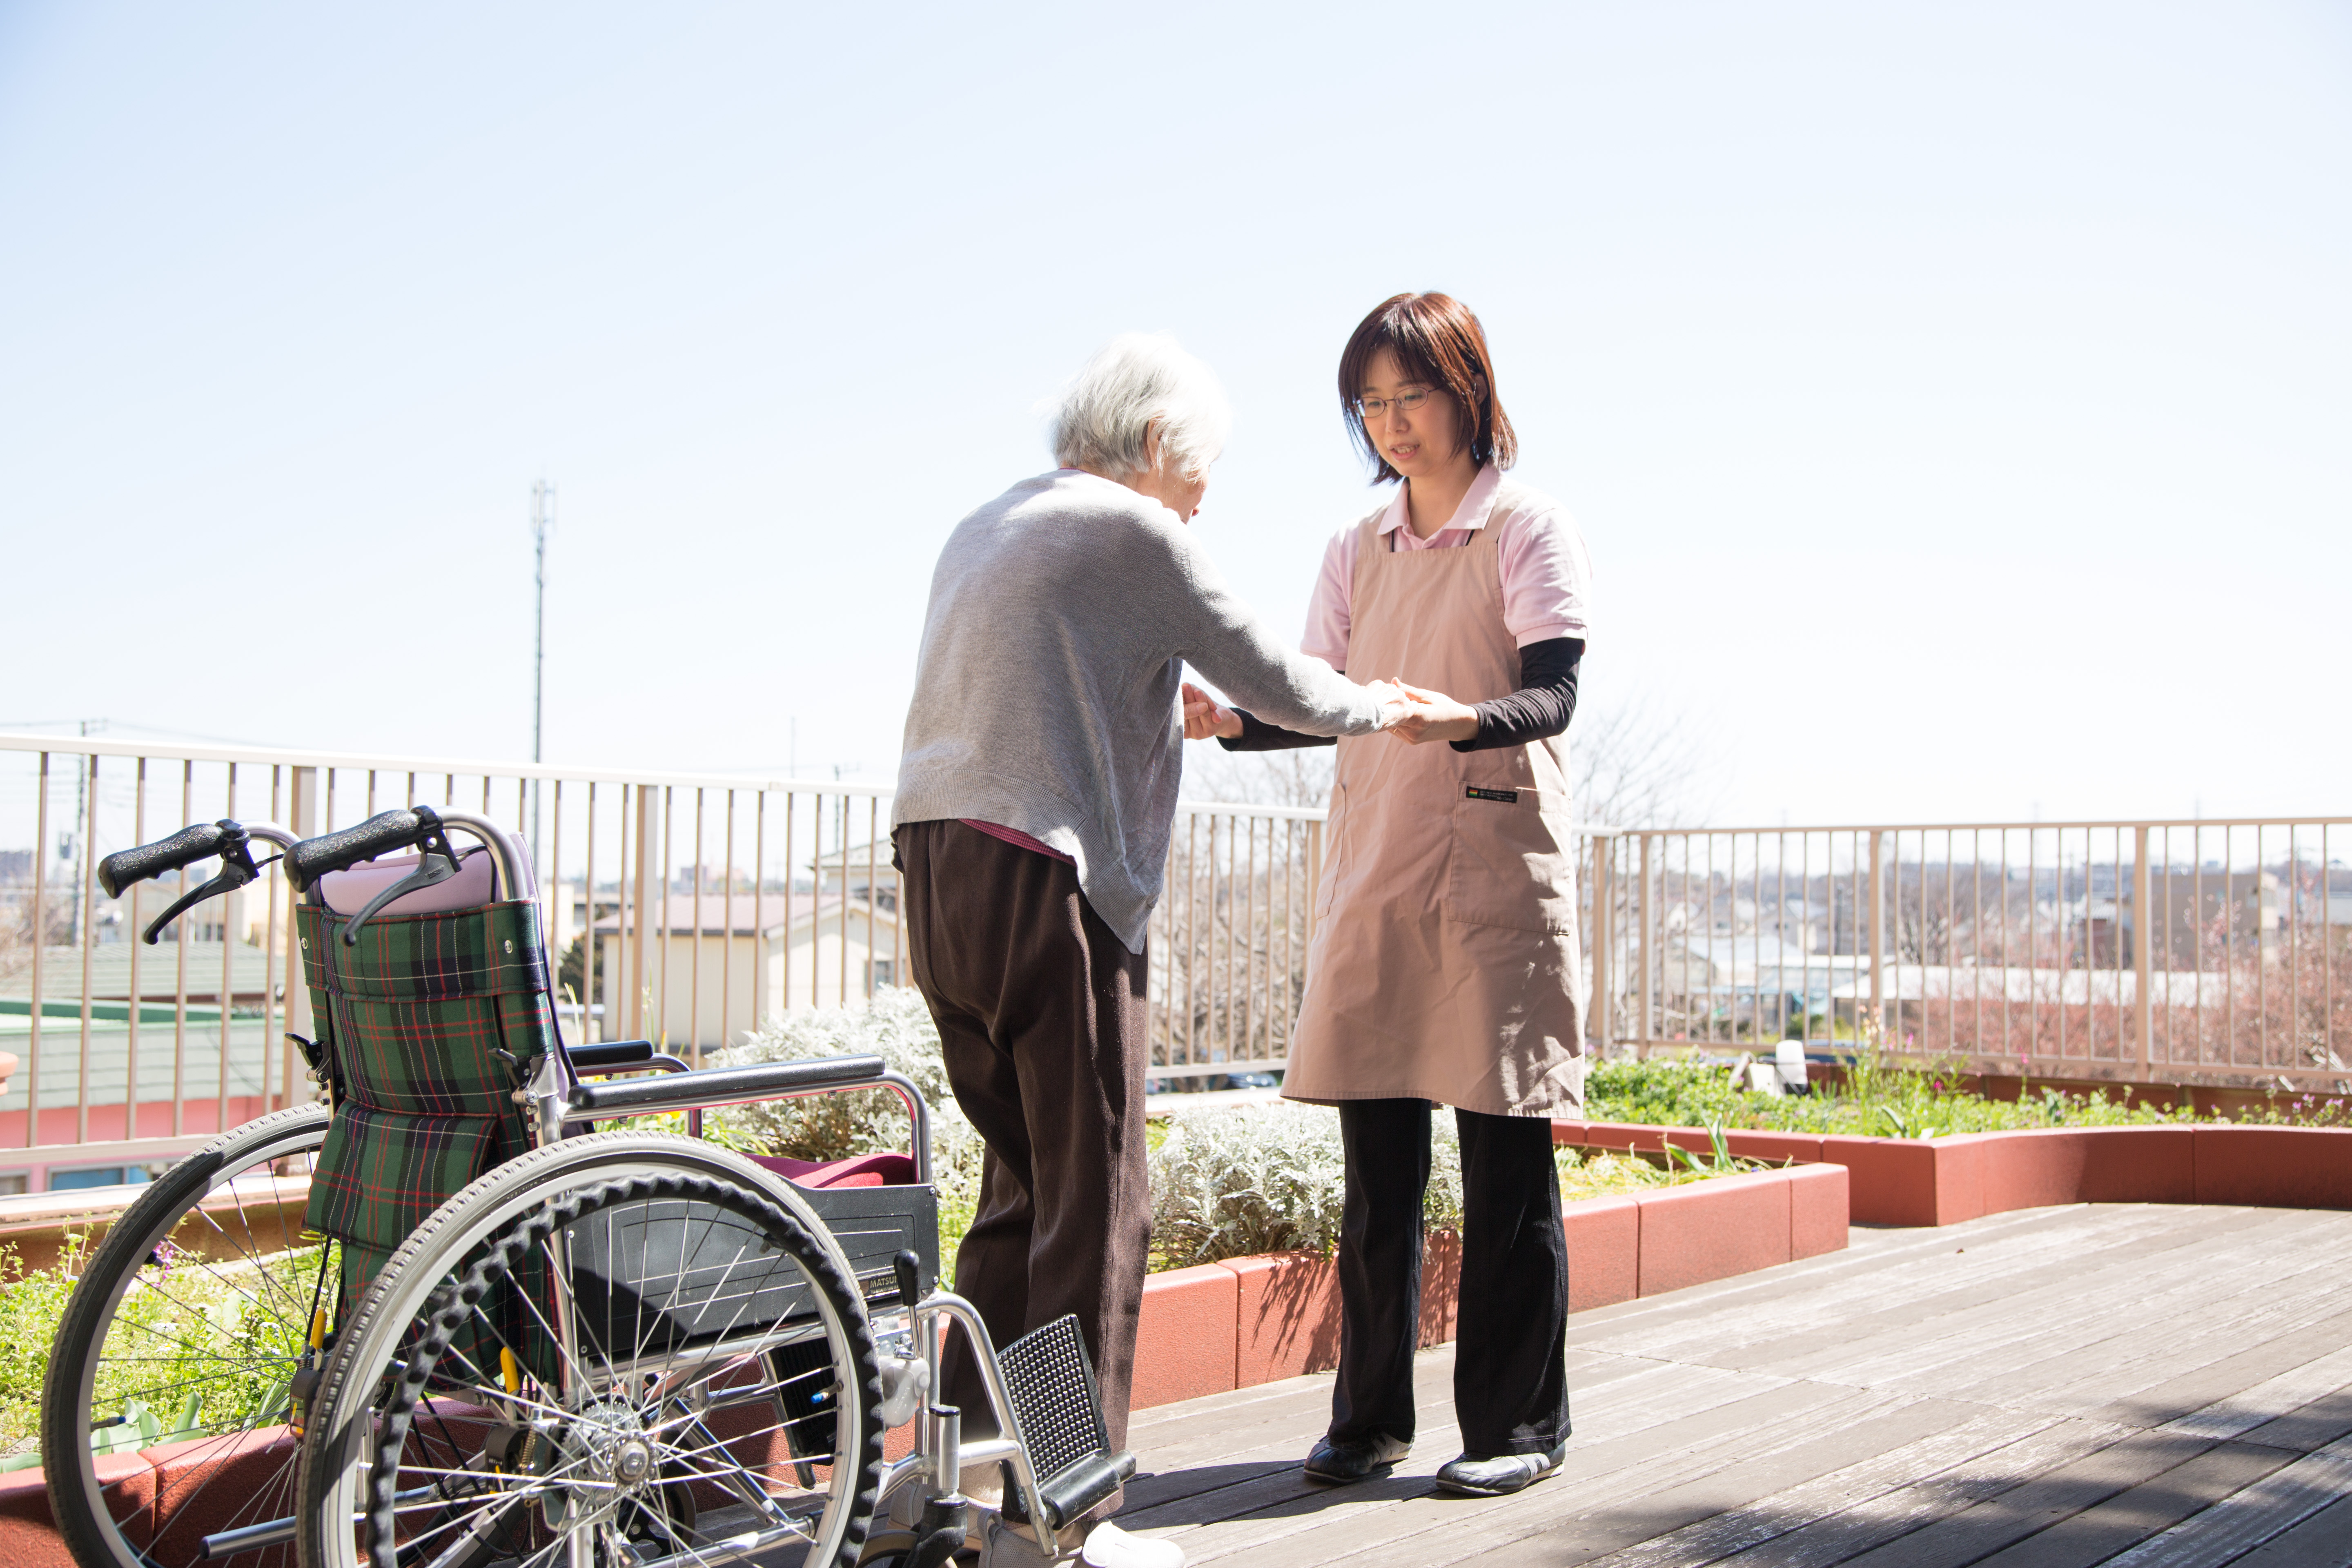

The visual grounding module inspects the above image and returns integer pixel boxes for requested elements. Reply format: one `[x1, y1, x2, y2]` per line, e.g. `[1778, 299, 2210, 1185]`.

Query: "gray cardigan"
[894, 470, 1385, 951]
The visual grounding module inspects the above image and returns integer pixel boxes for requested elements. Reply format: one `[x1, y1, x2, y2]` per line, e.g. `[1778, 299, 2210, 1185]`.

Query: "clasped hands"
[1181, 680, 1478, 746]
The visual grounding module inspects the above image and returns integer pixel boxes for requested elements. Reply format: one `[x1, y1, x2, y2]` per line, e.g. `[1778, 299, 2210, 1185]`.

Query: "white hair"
[1051, 333, 1233, 482]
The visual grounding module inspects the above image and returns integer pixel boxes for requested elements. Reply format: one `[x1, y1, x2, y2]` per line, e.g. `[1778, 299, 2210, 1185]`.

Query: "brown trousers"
[895, 819, 1153, 1449]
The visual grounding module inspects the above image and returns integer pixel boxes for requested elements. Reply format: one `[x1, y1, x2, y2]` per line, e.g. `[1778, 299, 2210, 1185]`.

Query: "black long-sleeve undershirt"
[1218, 637, 1583, 754]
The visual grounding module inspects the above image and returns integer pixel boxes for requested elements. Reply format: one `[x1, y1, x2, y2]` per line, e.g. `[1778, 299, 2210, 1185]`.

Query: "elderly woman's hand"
[1383, 681, 1479, 745]
[1182, 682, 1243, 741]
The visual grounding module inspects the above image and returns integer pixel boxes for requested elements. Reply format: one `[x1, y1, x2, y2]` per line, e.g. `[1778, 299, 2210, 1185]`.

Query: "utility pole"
[532, 481, 555, 875]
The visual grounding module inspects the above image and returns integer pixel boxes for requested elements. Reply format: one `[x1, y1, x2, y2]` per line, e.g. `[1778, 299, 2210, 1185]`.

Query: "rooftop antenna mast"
[531, 480, 555, 878]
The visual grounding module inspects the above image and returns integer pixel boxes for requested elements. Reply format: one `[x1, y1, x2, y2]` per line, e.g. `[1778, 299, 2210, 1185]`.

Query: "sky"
[1, 1, 2346, 829]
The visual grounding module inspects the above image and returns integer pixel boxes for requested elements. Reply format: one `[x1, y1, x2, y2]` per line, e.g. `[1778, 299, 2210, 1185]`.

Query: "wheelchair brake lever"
[140, 825, 263, 944]
[339, 852, 457, 944]
[340, 820, 469, 945]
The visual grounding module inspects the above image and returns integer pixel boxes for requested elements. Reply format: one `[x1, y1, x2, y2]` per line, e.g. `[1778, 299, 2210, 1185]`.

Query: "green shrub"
[1580, 1049, 2352, 1138]
[0, 1233, 317, 1469]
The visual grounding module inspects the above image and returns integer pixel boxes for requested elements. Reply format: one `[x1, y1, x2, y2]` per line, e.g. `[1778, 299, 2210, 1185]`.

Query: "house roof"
[0, 941, 279, 1002]
[592, 891, 901, 936]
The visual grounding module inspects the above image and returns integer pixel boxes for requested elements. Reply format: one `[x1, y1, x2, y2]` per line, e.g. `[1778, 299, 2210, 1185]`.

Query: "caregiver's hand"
[1383, 680, 1479, 745]
[1182, 681, 1243, 740]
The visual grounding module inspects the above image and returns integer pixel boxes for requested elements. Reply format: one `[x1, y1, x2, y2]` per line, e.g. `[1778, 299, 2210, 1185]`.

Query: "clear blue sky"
[2, 2, 2345, 826]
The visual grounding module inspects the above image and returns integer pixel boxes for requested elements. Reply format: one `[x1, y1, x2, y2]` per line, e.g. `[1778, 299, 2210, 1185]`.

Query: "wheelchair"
[46, 807, 1136, 1568]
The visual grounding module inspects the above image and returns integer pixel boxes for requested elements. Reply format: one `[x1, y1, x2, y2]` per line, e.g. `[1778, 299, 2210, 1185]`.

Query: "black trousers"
[1329, 1098, 1570, 1458]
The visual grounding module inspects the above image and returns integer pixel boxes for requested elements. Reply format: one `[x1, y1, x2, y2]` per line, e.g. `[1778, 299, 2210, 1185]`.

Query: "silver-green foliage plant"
[1148, 1102, 1463, 1269]
[705, 988, 986, 1240]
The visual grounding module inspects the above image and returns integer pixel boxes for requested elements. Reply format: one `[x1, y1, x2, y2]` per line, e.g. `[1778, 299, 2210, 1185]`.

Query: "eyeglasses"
[1354, 389, 1436, 422]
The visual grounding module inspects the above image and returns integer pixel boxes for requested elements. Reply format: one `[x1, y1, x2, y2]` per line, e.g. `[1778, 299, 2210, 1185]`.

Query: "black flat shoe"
[1302, 1432, 1411, 1485]
[1434, 1441, 1568, 1497]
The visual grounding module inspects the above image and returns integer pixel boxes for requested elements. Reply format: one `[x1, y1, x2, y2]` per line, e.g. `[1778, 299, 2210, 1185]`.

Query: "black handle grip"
[284, 808, 433, 893]
[567, 1041, 657, 1072]
[99, 822, 232, 899]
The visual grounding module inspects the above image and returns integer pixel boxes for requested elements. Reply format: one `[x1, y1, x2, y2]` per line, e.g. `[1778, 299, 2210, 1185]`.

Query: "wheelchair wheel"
[295, 1131, 884, 1568]
[41, 1101, 337, 1568]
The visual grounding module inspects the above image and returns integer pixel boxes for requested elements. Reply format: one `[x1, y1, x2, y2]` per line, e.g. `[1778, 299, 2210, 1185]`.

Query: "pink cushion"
[748, 1152, 920, 1189]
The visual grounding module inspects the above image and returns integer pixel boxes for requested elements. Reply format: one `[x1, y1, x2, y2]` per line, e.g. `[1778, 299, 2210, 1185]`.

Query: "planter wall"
[1130, 1159, 1847, 1410]
[1557, 1119, 2352, 1227]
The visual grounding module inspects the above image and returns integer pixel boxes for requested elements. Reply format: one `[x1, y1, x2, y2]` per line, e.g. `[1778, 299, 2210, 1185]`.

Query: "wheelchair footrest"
[998, 1314, 1109, 1477]
[995, 1313, 1135, 1530]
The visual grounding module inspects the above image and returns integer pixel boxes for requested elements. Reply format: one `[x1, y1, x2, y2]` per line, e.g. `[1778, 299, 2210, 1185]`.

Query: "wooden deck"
[1116, 1203, 2352, 1566]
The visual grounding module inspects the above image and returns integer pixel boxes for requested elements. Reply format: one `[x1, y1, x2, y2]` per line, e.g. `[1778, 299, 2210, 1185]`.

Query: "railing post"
[632, 784, 658, 1040]
[1303, 818, 1321, 975]
[283, 768, 319, 1051]
[1637, 833, 1653, 1055]
[76, 753, 100, 1144]
[26, 752, 45, 1157]
[2134, 823, 2154, 1076]
[1868, 828, 1885, 1048]
[1588, 831, 1612, 1058]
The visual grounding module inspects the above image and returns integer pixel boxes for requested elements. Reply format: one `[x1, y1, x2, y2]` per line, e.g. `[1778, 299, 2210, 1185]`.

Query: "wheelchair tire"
[294, 1130, 884, 1568]
[41, 1100, 337, 1568]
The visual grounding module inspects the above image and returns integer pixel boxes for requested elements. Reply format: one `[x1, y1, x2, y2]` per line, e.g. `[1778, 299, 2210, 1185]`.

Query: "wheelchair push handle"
[99, 818, 302, 944]
[99, 821, 232, 899]
[284, 807, 443, 893]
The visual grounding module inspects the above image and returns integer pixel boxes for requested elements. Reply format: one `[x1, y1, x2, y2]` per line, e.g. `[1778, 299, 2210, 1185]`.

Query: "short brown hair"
[1338, 292, 1517, 482]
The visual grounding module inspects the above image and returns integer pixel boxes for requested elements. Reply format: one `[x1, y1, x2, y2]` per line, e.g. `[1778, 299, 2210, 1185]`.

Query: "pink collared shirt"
[1299, 465, 1592, 671]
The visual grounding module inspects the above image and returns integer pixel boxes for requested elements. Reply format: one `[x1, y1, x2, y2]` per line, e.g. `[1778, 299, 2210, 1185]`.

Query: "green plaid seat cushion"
[297, 900, 555, 1330]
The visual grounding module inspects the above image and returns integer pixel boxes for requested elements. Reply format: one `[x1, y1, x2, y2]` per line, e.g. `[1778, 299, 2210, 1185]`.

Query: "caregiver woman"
[1189, 292, 1592, 1497]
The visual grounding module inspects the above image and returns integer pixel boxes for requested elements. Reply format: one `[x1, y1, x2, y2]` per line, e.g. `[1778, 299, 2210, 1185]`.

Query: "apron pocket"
[1441, 784, 1580, 933]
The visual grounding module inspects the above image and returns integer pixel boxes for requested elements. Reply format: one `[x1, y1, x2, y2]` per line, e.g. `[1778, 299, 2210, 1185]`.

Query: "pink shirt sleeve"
[1492, 504, 1594, 648]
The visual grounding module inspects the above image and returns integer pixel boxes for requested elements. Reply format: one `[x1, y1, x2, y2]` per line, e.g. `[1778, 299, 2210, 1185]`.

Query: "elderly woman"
[893, 334, 1405, 1568]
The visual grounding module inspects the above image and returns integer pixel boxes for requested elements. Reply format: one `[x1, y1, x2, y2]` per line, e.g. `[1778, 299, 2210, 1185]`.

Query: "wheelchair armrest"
[565, 1054, 890, 1118]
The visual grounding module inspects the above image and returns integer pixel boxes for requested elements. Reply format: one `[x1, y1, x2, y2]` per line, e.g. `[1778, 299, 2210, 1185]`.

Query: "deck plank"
[1832, 1430, 2225, 1568]
[2228, 1491, 2352, 1567]
[1698, 1417, 2136, 1568]
[1868, 1441, 2294, 1567]
[2100, 1436, 2352, 1567]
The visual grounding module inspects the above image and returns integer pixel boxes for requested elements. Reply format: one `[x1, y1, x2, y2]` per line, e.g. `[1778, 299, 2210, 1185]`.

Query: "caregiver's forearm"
[1221, 637, 1583, 752]
[1451, 637, 1582, 753]
[1219, 708, 1339, 752]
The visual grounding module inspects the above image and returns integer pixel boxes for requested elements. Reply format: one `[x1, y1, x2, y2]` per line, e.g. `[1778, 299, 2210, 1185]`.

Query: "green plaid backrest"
[297, 900, 558, 1326]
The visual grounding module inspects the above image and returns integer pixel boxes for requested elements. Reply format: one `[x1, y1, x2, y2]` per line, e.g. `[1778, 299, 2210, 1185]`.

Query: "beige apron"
[1284, 513, 1586, 1118]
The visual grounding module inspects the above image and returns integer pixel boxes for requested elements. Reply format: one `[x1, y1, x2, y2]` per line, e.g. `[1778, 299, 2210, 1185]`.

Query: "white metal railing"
[1145, 801, 1324, 1085]
[1593, 820, 2352, 1091]
[0, 733, 910, 1190]
[8, 728, 2339, 1189]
